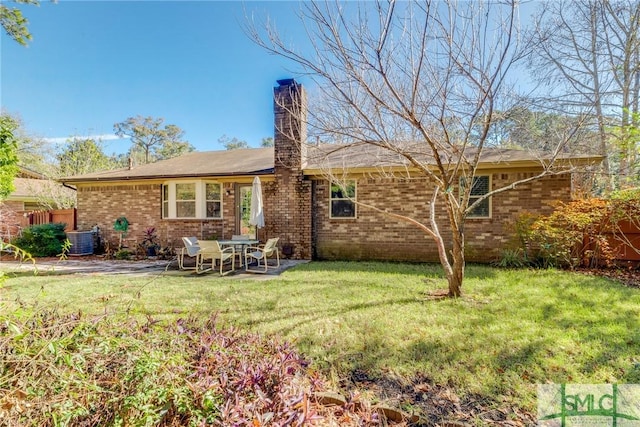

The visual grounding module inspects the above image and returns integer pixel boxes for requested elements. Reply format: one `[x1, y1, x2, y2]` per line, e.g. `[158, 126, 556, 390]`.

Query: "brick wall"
[73, 165, 572, 263]
[76, 183, 239, 250]
[312, 172, 572, 263]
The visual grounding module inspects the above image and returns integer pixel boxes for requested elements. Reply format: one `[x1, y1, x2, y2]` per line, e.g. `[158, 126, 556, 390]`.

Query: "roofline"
[60, 155, 603, 183]
[302, 156, 604, 177]
[18, 165, 47, 179]
[7, 195, 41, 202]
[60, 168, 276, 184]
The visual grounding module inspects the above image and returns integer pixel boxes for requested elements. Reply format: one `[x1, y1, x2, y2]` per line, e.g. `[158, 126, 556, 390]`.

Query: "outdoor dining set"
[176, 176, 280, 275]
[178, 236, 280, 275]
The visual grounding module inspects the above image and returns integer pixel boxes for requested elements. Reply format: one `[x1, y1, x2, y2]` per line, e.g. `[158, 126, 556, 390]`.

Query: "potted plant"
[141, 227, 160, 256]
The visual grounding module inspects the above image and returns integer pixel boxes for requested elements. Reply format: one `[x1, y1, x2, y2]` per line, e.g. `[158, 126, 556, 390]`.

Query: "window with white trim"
[205, 182, 221, 218]
[176, 183, 196, 217]
[330, 180, 356, 218]
[161, 181, 222, 219]
[162, 185, 169, 218]
[461, 175, 491, 218]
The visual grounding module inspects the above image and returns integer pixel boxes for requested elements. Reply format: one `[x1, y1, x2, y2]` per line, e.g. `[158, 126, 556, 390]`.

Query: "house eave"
[302, 156, 604, 178]
[6, 195, 40, 203]
[61, 168, 276, 185]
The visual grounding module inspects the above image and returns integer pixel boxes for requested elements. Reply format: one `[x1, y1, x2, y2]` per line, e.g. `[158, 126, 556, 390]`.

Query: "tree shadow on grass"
[290, 260, 498, 280]
[232, 296, 424, 336]
[540, 276, 640, 382]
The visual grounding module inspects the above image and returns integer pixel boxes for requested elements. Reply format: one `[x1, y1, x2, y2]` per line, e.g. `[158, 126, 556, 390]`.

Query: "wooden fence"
[583, 218, 640, 265]
[606, 220, 640, 262]
[20, 208, 77, 232]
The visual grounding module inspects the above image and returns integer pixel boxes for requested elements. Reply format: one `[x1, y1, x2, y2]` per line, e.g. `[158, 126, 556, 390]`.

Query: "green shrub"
[495, 248, 527, 268]
[497, 213, 538, 267]
[11, 223, 67, 257]
[114, 249, 131, 260]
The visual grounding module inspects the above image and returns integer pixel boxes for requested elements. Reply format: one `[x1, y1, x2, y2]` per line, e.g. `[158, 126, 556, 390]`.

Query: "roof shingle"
[60, 144, 602, 183]
[61, 148, 274, 182]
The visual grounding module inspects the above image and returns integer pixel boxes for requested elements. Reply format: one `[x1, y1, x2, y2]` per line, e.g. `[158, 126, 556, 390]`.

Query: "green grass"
[2, 261, 639, 414]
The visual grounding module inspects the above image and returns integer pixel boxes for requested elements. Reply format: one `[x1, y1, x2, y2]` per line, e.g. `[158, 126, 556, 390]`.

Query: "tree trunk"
[426, 187, 461, 297]
[433, 189, 465, 298]
[588, 3, 611, 188]
[449, 227, 465, 298]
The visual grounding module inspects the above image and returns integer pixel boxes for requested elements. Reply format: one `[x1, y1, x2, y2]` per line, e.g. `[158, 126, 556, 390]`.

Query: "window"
[176, 183, 196, 218]
[162, 181, 222, 219]
[461, 175, 491, 218]
[205, 183, 221, 218]
[330, 180, 356, 218]
[162, 185, 169, 218]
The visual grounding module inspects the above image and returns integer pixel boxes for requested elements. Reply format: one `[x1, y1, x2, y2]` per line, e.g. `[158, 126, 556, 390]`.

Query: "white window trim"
[329, 180, 357, 219]
[463, 175, 492, 219]
[162, 180, 223, 220]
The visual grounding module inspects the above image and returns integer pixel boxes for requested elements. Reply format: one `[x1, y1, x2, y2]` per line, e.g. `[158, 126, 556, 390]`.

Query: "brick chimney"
[273, 78, 307, 169]
[268, 79, 312, 260]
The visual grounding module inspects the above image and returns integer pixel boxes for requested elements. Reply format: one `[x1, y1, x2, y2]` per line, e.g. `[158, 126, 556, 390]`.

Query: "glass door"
[237, 185, 256, 239]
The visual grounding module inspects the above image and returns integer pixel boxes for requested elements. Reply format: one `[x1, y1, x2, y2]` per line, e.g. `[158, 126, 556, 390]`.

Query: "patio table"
[217, 239, 259, 268]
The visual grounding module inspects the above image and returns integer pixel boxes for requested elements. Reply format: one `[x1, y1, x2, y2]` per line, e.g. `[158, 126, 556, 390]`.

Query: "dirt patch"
[423, 289, 451, 300]
[343, 370, 535, 426]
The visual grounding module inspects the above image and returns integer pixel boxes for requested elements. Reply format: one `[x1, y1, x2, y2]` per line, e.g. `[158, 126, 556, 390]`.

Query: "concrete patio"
[0, 255, 307, 278]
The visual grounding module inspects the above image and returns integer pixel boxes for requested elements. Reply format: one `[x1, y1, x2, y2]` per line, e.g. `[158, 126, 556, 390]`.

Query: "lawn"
[2, 261, 639, 422]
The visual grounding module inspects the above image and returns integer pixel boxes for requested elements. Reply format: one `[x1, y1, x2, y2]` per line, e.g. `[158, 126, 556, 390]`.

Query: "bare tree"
[23, 178, 76, 210]
[602, 0, 640, 184]
[250, 1, 589, 296]
[528, 0, 640, 188]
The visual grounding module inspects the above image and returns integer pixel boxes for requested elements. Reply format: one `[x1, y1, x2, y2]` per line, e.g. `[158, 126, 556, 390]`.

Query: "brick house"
[61, 79, 601, 262]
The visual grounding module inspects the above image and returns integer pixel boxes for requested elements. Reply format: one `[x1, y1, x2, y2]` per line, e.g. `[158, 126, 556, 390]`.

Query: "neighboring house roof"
[7, 166, 76, 204]
[60, 144, 603, 183]
[61, 148, 275, 183]
[11, 178, 49, 199]
[8, 177, 75, 203]
[17, 166, 47, 180]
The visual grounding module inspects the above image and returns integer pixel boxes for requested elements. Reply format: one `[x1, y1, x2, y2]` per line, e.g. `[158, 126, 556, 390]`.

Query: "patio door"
[236, 185, 257, 239]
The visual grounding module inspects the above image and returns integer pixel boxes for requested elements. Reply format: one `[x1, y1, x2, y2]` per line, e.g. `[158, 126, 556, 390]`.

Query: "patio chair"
[244, 237, 280, 274]
[196, 240, 235, 275]
[179, 236, 200, 270]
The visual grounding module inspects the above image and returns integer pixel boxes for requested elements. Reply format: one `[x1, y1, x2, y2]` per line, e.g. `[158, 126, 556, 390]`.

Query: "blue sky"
[2, 1, 544, 156]
[1, 1, 308, 155]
